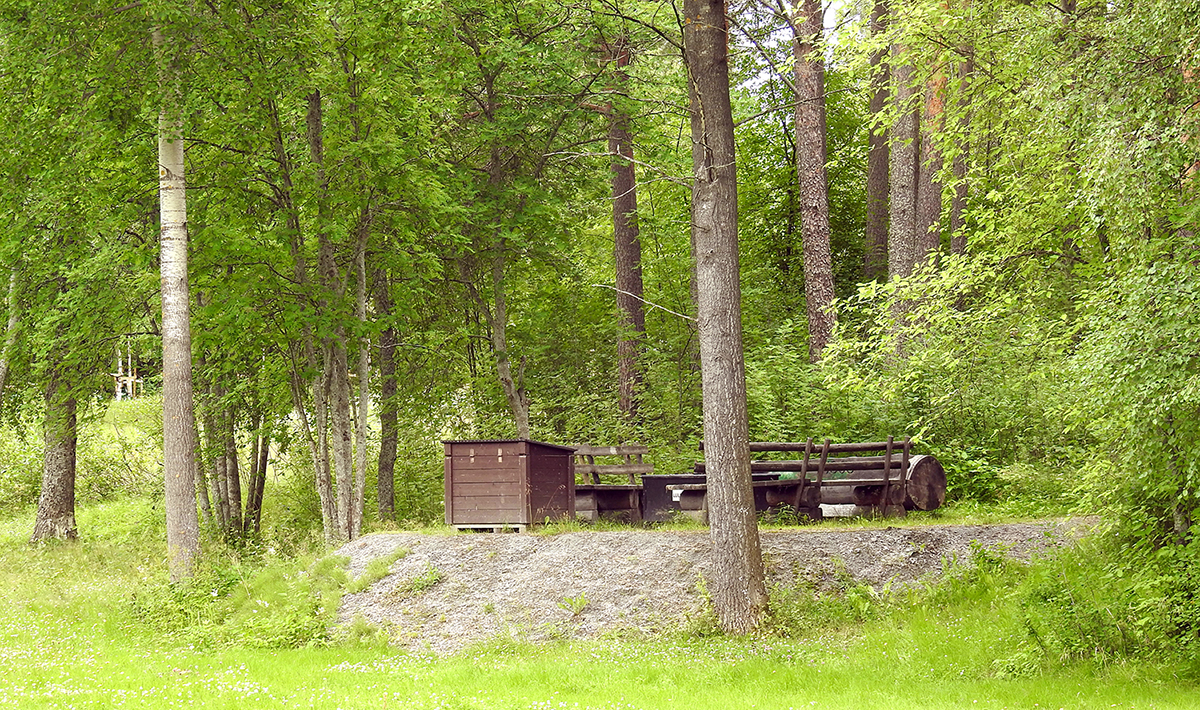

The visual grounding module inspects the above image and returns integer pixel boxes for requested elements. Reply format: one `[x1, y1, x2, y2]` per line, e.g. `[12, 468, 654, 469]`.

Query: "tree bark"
[793, 0, 836, 362]
[308, 88, 356, 543]
[30, 373, 77, 542]
[0, 272, 20, 401]
[604, 36, 647, 419]
[683, 0, 767, 634]
[352, 215, 370, 539]
[243, 412, 268, 536]
[376, 282, 397, 521]
[916, 69, 946, 259]
[155, 26, 199, 581]
[949, 54, 973, 255]
[222, 402, 243, 536]
[864, 0, 890, 280]
[490, 243, 531, 439]
[888, 44, 921, 280]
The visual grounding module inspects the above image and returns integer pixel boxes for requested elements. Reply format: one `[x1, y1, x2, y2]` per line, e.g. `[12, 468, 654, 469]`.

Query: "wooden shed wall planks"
[443, 440, 575, 527]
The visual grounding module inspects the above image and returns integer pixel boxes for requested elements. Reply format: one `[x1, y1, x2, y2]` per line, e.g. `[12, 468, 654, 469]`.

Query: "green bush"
[130, 551, 351, 649]
[1003, 534, 1200, 673]
[0, 424, 42, 513]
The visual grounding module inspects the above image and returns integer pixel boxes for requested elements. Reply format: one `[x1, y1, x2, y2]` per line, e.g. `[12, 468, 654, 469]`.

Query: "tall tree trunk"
[328, 341, 355, 540]
[916, 69, 946, 259]
[308, 88, 355, 543]
[289, 363, 336, 539]
[375, 282, 397, 521]
[243, 412, 268, 536]
[268, 94, 337, 537]
[352, 215, 370, 539]
[793, 0, 836, 362]
[490, 243, 530, 439]
[888, 44, 921, 280]
[864, 0, 890, 280]
[949, 54, 973, 255]
[683, 0, 767, 634]
[155, 26, 199, 581]
[30, 373, 77, 542]
[605, 36, 647, 419]
[222, 403, 243, 536]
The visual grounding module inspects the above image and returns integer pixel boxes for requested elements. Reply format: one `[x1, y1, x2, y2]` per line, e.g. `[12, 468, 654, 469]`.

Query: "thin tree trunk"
[352, 215, 370, 539]
[0, 272, 20, 400]
[243, 411, 267, 536]
[249, 422, 270, 535]
[289, 364, 335, 539]
[328, 340, 354, 541]
[950, 54, 973, 255]
[30, 373, 77, 542]
[888, 44, 921, 280]
[155, 26, 199, 581]
[605, 36, 647, 419]
[222, 403, 243, 536]
[793, 0, 836, 362]
[490, 243, 530, 439]
[864, 0, 890, 280]
[684, 0, 767, 634]
[308, 88, 354, 543]
[202, 394, 228, 531]
[376, 282, 397, 521]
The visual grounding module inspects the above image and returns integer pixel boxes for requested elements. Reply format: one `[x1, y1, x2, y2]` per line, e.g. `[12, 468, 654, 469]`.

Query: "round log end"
[904, 454, 946, 511]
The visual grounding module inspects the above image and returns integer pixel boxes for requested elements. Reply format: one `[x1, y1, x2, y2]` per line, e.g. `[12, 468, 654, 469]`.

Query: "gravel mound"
[335, 519, 1093, 656]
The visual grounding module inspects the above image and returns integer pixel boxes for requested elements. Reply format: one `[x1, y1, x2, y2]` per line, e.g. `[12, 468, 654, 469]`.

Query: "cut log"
[816, 454, 945, 511]
[900, 454, 946, 511]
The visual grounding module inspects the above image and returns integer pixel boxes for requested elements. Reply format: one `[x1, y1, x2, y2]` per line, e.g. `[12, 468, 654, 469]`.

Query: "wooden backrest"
[747, 437, 913, 486]
[573, 444, 653, 485]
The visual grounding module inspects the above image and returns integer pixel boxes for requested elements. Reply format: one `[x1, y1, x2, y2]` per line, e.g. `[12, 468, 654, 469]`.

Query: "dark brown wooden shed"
[443, 439, 576, 531]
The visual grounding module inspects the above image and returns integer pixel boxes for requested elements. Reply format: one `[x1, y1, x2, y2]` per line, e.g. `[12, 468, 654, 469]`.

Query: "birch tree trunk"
[684, 0, 767, 634]
[352, 217, 370, 539]
[793, 0, 836, 362]
[155, 25, 200, 581]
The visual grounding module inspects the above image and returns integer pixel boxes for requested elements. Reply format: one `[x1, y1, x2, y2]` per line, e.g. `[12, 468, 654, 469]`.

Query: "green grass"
[2, 498, 1196, 709]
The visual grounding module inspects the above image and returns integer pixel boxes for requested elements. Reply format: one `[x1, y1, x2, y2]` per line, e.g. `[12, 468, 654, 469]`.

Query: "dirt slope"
[336, 520, 1092, 656]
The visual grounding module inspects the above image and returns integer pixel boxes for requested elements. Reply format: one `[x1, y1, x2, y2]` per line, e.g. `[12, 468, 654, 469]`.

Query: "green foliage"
[819, 255, 1086, 502]
[1070, 234, 1200, 541]
[130, 552, 351, 649]
[1009, 534, 1200, 672]
[765, 573, 891, 637]
[0, 422, 41, 512]
[390, 562, 443, 599]
[346, 546, 410, 594]
[557, 592, 588, 616]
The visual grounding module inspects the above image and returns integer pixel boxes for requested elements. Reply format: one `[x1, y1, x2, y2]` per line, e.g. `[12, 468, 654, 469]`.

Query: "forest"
[1, 0, 1200, 701]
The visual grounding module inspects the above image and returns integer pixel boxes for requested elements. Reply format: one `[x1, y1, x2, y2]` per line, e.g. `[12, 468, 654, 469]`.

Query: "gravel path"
[335, 519, 1093, 656]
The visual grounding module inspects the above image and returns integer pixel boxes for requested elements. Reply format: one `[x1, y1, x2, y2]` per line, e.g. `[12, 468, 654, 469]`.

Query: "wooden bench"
[573, 444, 652, 524]
[682, 438, 946, 523]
